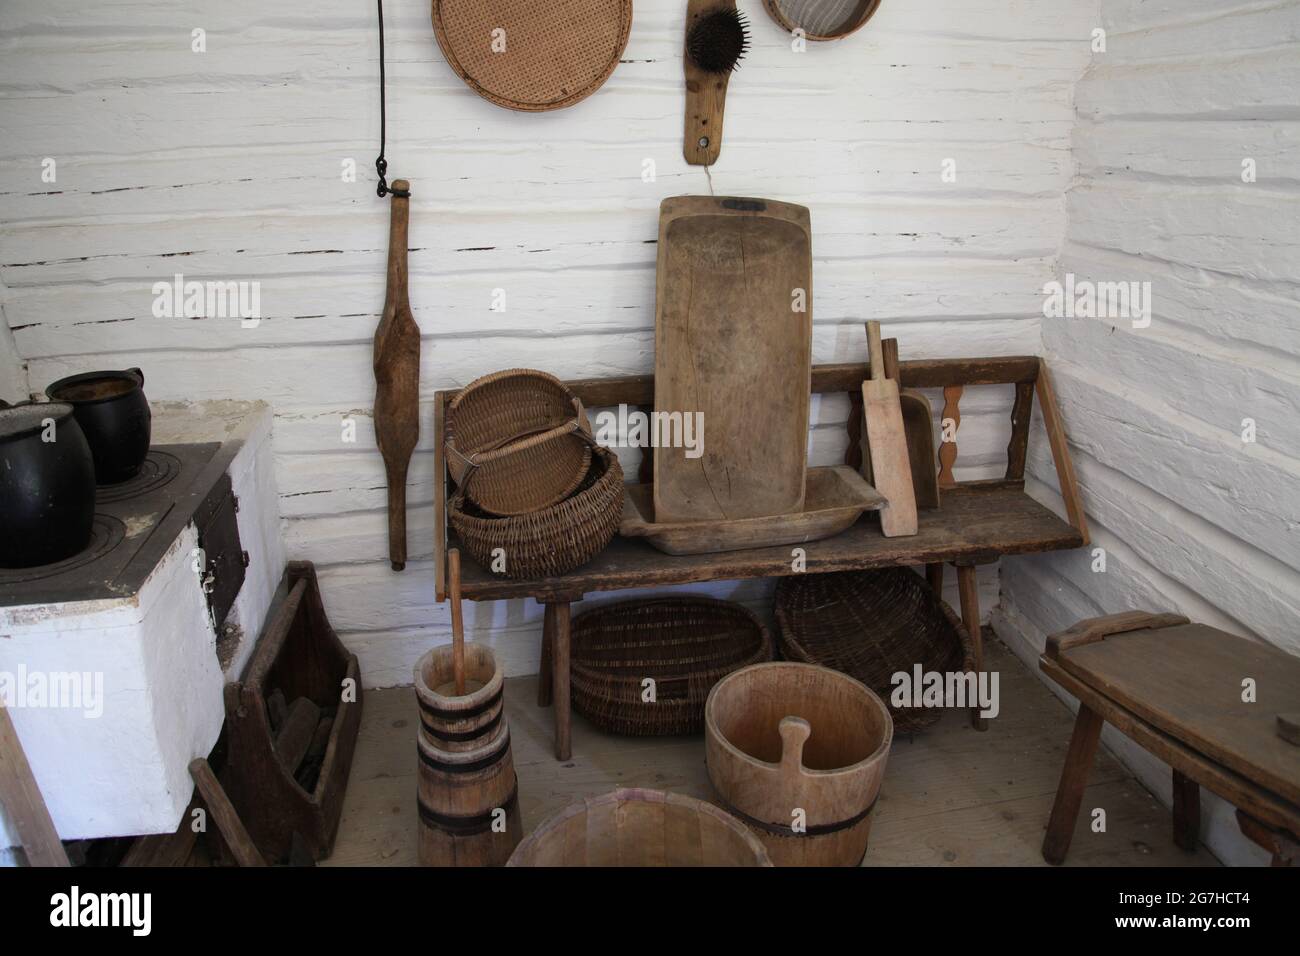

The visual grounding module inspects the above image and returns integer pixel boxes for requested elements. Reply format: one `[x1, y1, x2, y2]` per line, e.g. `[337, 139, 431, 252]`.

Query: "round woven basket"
[774, 568, 975, 734]
[570, 597, 774, 736]
[449, 445, 624, 579]
[762, 0, 884, 41]
[433, 0, 632, 112]
[446, 368, 593, 516]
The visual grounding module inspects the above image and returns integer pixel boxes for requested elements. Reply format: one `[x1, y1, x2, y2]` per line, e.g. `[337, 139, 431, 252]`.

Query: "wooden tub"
[705, 662, 893, 866]
[507, 788, 772, 867]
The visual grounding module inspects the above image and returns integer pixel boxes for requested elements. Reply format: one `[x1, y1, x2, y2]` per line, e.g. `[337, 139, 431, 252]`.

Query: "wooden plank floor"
[325, 635, 1220, 867]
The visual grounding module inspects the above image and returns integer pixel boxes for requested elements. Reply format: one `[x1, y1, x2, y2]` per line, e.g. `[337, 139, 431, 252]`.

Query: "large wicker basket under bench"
[432, 356, 1089, 760]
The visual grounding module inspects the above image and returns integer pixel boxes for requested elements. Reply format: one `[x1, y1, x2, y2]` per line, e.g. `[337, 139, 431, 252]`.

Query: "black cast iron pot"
[0, 402, 97, 568]
[45, 367, 151, 484]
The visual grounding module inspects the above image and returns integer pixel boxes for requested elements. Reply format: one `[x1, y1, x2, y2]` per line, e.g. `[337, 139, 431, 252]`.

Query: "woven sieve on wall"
[432, 0, 633, 112]
[763, 0, 884, 41]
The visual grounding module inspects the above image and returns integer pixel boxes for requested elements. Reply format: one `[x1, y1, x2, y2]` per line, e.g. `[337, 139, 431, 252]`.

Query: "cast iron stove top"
[0, 442, 224, 608]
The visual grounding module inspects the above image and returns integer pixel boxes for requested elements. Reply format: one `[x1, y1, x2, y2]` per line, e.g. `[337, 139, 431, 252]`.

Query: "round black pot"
[45, 367, 151, 485]
[0, 402, 97, 568]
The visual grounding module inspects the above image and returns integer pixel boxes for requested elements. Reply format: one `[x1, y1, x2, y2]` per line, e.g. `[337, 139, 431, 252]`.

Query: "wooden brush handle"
[683, 0, 734, 166]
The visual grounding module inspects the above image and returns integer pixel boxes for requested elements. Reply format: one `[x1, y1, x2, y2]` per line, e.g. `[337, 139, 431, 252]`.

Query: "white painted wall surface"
[0, 0, 1099, 686]
[0, 298, 27, 403]
[995, 0, 1300, 866]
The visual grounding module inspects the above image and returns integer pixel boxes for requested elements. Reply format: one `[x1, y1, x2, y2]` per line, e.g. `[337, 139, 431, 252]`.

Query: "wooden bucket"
[705, 662, 893, 866]
[506, 788, 772, 867]
[417, 722, 523, 867]
[414, 643, 504, 752]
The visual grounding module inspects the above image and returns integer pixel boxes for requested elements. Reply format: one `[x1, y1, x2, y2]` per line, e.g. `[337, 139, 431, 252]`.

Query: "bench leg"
[1042, 704, 1104, 865]
[550, 602, 572, 761]
[1172, 769, 1200, 852]
[955, 564, 987, 731]
[926, 562, 943, 595]
[537, 604, 554, 708]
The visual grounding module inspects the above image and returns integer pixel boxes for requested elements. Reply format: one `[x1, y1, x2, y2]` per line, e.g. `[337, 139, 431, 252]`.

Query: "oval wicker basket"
[774, 568, 976, 734]
[570, 597, 774, 736]
[449, 445, 624, 580]
[446, 368, 593, 517]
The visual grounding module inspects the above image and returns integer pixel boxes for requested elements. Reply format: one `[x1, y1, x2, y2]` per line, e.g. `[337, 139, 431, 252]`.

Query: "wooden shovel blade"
[899, 389, 941, 510]
[861, 377, 918, 537]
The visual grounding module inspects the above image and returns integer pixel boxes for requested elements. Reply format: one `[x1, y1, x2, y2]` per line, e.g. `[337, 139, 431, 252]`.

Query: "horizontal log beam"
[434, 356, 1043, 409]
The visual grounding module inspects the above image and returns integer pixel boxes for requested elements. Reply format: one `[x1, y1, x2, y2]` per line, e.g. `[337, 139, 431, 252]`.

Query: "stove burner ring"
[97, 450, 182, 503]
[0, 515, 127, 584]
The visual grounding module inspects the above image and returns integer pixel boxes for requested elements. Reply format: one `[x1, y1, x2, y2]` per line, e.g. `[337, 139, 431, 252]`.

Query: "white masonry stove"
[0, 402, 284, 848]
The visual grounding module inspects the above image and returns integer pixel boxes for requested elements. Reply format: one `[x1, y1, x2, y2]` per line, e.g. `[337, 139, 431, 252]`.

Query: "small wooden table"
[434, 357, 1090, 760]
[1040, 612, 1300, 866]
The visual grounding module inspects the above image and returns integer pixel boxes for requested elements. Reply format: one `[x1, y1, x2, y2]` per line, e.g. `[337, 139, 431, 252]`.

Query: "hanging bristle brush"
[683, 1, 751, 166]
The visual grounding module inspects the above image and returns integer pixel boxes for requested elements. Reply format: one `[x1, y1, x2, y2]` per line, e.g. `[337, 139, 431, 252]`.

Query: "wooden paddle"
[884, 338, 941, 510]
[448, 548, 466, 696]
[861, 338, 941, 511]
[861, 322, 918, 537]
[373, 179, 419, 571]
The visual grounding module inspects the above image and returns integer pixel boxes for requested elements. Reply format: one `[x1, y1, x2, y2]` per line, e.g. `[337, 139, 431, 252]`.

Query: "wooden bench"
[1040, 611, 1300, 866]
[434, 356, 1089, 760]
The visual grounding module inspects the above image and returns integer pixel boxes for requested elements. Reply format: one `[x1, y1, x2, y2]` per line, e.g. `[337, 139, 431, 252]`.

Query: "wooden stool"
[1039, 611, 1300, 865]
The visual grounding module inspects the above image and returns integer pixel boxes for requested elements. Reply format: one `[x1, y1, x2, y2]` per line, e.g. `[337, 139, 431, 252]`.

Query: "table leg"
[550, 602, 572, 761]
[1042, 704, 1105, 865]
[537, 604, 554, 708]
[1236, 810, 1297, 867]
[1172, 768, 1200, 852]
[955, 564, 987, 731]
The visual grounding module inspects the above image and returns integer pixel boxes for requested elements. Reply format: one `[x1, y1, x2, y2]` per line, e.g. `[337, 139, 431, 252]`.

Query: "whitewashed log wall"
[995, 0, 1300, 865]
[1, 0, 1100, 685]
[0, 329, 24, 408]
[0, 303, 25, 403]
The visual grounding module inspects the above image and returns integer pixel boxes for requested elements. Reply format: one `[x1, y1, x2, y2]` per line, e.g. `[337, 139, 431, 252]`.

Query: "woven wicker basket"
[570, 597, 774, 736]
[449, 446, 623, 580]
[446, 368, 593, 516]
[774, 568, 976, 734]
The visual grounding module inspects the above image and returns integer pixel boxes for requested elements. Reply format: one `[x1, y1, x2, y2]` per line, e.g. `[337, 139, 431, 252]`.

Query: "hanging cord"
[375, 0, 409, 199]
